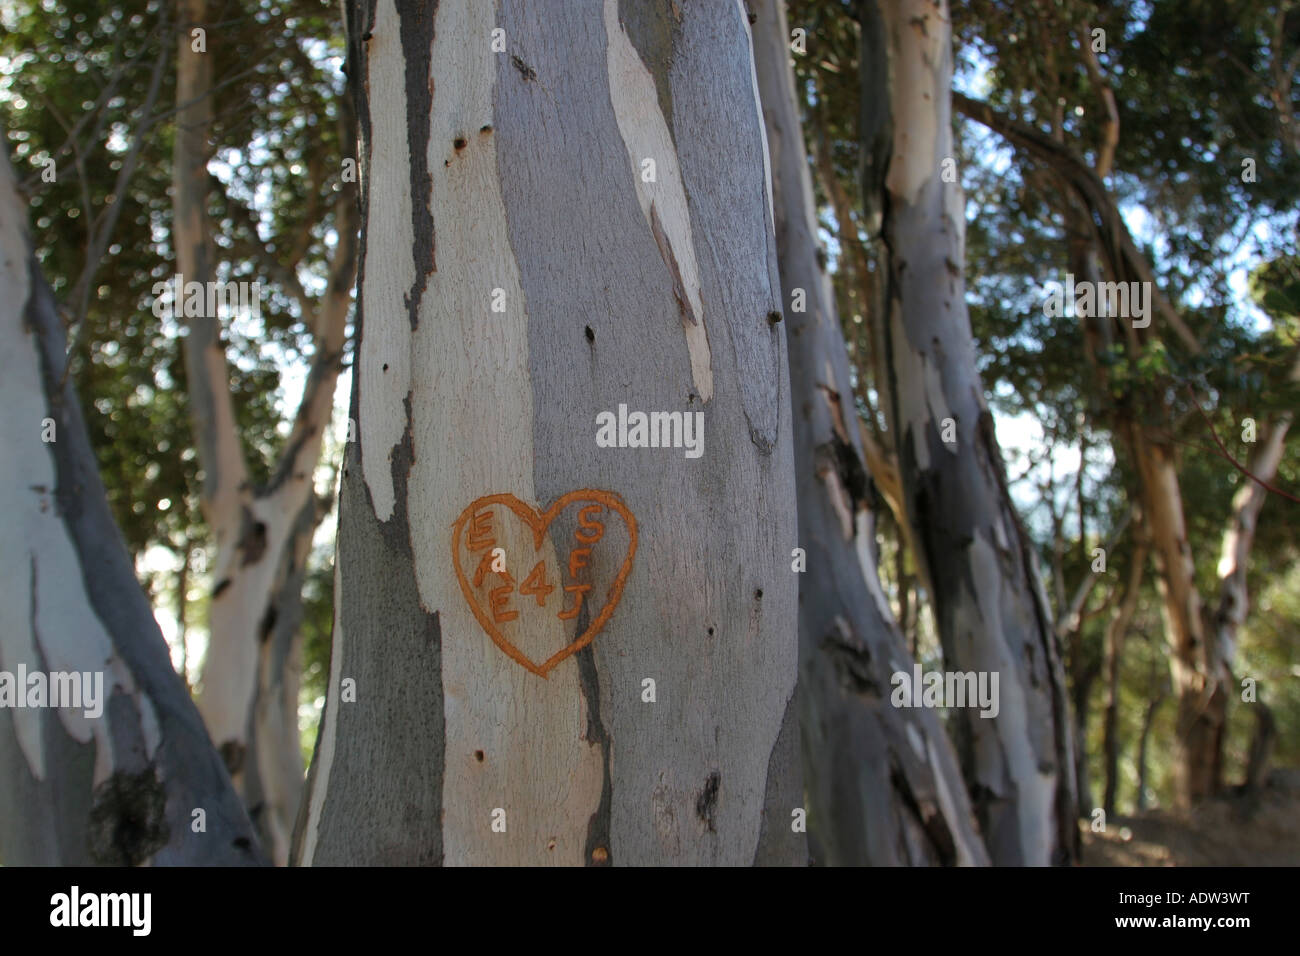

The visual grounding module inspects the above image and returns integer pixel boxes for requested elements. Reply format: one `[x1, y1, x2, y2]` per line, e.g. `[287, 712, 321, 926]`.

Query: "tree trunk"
[1102, 540, 1146, 817]
[294, 0, 802, 866]
[951, 84, 1282, 811]
[1069, 656, 1098, 819]
[861, 0, 1078, 865]
[174, 0, 356, 851]
[1212, 402, 1294, 794]
[1135, 674, 1166, 813]
[750, 0, 985, 866]
[0, 150, 263, 865]
[1129, 429, 1221, 806]
[243, 495, 317, 865]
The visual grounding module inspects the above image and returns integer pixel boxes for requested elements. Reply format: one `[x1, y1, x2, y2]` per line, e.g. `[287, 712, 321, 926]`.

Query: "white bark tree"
[293, 0, 803, 866]
[751, 0, 986, 865]
[860, 0, 1079, 865]
[173, 0, 358, 863]
[955, 69, 1298, 808]
[0, 149, 263, 865]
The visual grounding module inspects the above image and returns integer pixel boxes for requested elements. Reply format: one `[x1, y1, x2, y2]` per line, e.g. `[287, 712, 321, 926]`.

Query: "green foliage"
[1, 0, 348, 562]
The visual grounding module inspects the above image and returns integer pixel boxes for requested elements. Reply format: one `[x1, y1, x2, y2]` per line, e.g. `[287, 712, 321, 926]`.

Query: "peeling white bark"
[864, 0, 1078, 864]
[172, 0, 357, 853]
[604, 0, 712, 402]
[297, 0, 801, 867]
[752, 0, 986, 865]
[0, 150, 262, 865]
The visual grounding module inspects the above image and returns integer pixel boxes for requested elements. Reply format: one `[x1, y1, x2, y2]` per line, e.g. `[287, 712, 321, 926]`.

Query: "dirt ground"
[1082, 769, 1300, 866]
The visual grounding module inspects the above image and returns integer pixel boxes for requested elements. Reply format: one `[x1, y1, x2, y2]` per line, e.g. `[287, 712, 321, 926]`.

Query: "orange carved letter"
[574, 504, 605, 544]
[490, 580, 518, 624]
[467, 510, 494, 552]
[557, 583, 592, 621]
[568, 547, 592, 578]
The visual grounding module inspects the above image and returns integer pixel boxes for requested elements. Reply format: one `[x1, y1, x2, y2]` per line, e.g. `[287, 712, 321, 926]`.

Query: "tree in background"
[172, 0, 357, 864]
[753, 0, 987, 864]
[0, 147, 262, 865]
[1, 0, 357, 862]
[860, 0, 1080, 865]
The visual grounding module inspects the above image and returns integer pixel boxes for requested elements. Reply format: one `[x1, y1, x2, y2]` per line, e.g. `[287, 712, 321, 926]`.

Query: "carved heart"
[451, 490, 637, 678]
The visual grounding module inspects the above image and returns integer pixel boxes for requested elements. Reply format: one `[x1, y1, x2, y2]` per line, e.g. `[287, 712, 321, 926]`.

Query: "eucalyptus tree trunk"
[174, 0, 357, 859]
[1102, 539, 1147, 817]
[953, 76, 1287, 810]
[860, 0, 1078, 865]
[0, 151, 263, 865]
[1205, 403, 1294, 794]
[751, 0, 985, 865]
[243, 494, 319, 865]
[294, 0, 802, 866]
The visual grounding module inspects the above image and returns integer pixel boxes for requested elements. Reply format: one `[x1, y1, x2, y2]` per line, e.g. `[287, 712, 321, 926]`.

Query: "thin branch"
[61, 12, 172, 382]
[1184, 385, 1300, 504]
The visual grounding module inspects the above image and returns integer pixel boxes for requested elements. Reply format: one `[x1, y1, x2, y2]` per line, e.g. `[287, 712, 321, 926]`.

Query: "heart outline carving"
[450, 489, 637, 679]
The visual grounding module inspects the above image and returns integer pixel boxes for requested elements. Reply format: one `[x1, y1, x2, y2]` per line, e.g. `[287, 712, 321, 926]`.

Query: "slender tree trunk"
[177, 542, 190, 689]
[952, 86, 1284, 810]
[174, 0, 357, 851]
[1135, 675, 1166, 813]
[1211, 402, 1294, 791]
[243, 495, 318, 865]
[1069, 655, 1098, 818]
[0, 150, 263, 865]
[752, 0, 987, 865]
[1129, 428, 1222, 806]
[1103, 540, 1146, 817]
[294, 0, 802, 866]
[860, 0, 1078, 864]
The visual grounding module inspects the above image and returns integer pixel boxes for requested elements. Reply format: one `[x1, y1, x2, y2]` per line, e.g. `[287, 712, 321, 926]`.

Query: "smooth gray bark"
[861, 0, 1079, 865]
[295, 0, 802, 866]
[751, 0, 986, 865]
[0, 150, 263, 865]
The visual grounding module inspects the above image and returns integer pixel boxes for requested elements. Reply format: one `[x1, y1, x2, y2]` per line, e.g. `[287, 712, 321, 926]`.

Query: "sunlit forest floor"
[1082, 769, 1300, 865]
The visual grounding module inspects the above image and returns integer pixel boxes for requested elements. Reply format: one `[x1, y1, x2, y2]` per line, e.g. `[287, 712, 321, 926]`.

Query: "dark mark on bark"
[212, 577, 232, 599]
[511, 54, 536, 81]
[695, 770, 721, 831]
[821, 618, 880, 696]
[576, 598, 613, 867]
[219, 740, 246, 775]
[236, 506, 268, 567]
[258, 602, 278, 644]
[814, 435, 870, 519]
[86, 768, 170, 866]
[889, 760, 958, 865]
[398, 2, 439, 309]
